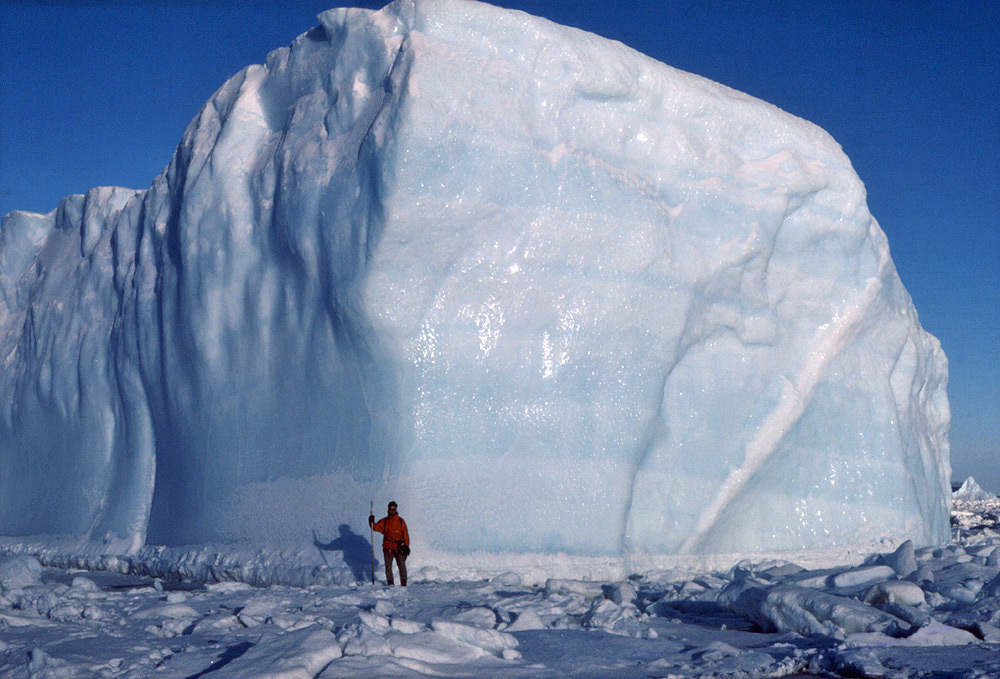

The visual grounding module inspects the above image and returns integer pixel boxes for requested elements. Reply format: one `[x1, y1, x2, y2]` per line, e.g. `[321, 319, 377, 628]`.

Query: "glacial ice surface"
[0, 0, 949, 561]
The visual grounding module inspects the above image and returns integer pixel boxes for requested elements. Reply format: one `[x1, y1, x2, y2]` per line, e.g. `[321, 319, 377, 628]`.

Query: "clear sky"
[1, 1, 997, 490]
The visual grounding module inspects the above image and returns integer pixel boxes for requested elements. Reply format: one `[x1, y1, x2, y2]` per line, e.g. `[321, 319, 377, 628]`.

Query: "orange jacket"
[372, 515, 409, 550]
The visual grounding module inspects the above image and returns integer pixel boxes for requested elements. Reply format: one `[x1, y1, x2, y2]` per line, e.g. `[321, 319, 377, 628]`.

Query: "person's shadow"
[313, 525, 375, 583]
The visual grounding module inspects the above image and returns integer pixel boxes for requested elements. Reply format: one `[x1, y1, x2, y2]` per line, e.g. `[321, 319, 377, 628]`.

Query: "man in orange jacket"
[369, 501, 410, 586]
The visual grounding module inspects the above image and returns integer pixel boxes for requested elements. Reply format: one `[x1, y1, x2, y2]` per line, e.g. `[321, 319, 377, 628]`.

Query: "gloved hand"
[368, 514, 375, 524]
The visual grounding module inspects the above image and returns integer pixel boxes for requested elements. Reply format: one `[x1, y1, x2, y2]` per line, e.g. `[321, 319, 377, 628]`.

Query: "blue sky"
[1, 1, 997, 490]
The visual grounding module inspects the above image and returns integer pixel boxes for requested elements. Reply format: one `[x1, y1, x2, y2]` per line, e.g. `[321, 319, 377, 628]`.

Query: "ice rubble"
[0, 0, 949, 562]
[1, 499, 999, 678]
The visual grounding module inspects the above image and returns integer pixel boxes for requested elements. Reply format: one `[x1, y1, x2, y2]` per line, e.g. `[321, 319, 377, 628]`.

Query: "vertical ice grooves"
[619, 373, 671, 555]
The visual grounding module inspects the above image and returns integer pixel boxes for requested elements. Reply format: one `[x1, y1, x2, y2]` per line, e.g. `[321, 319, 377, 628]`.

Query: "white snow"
[0, 0, 949, 565]
[863, 579, 926, 607]
[208, 627, 343, 679]
[0, 496, 998, 677]
[0, 555, 42, 590]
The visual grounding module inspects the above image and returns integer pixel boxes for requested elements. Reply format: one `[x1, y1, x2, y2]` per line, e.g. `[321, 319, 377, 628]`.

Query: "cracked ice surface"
[0, 492, 998, 678]
[0, 0, 948, 562]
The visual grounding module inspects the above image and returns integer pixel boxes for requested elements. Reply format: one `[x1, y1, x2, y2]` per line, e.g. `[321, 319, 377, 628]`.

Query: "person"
[369, 501, 410, 586]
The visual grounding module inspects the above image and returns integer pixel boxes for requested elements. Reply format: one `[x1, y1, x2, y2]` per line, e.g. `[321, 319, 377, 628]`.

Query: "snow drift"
[0, 0, 949, 561]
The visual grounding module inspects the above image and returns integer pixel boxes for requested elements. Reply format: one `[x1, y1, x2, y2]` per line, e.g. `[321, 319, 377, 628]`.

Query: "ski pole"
[370, 500, 375, 585]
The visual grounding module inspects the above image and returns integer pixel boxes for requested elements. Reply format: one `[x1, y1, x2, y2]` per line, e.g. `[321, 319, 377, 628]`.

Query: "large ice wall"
[0, 0, 949, 559]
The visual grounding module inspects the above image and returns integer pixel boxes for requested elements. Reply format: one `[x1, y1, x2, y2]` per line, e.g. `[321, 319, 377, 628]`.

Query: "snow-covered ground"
[2, 482, 999, 678]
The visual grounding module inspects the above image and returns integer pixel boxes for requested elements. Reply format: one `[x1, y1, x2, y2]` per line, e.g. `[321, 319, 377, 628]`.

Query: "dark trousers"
[383, 547, 407, 586]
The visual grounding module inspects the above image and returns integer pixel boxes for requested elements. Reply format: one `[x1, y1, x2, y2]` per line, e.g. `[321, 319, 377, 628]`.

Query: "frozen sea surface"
[0, 483, 997, 678]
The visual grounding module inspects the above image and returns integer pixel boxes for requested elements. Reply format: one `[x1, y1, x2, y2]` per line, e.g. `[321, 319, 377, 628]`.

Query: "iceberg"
[953, 477, 996, 503]
[0, 0, 949, 562]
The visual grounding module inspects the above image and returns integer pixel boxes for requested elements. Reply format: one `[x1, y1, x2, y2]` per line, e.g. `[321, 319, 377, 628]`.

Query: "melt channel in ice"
[0, 0, 949, 568]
